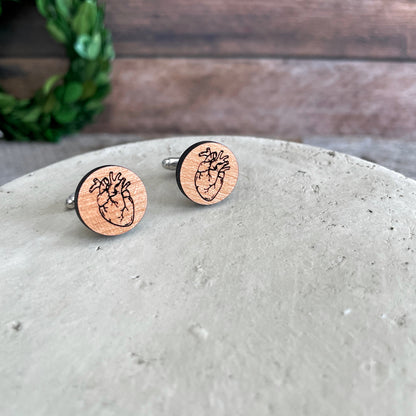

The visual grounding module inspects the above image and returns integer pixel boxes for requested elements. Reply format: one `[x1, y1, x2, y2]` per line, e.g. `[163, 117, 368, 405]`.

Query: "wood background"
[1, 0, 416, 139]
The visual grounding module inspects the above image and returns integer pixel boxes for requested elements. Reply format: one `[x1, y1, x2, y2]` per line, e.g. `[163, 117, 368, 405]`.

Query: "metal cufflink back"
[66, 165, 147, 236]
[162, 141, 239, 205]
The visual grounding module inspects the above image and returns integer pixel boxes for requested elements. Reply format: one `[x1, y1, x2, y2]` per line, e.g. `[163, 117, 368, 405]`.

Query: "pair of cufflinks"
[66, 141, 239, 236]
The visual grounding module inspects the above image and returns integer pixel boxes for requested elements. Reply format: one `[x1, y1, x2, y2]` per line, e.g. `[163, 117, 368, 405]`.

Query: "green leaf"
[0, 92, 16, 108]
[43, 94, 57, 113]
[95, 72, 110, 85]
[72, 1, 97, 35]
[74, 34, 91, 58]
[22, 106, 42, 123]
[85, 62, 99, 80]
[104, 43, 115, 60]
[80, 80, 97, 99]
[84, 99, 103, 111]
[53, 106, 78, 123]
[15, 99, 30, 108]
[74, 32, 102, 60]
[1, 0, 114, 142]
[46, 21, 67, 43]
[56, 0, 71, 18]
[63, 81, 83, 103]
[42, 74, 62, 95]
[45, 129, 60, 142]
[93, 84, 111, 100]
[2, 105, 15, 115]
[36, 0, 48, 17]
[54, 85, 65, 101]
[40, 113, 52, 127]
[87, 32, 101, 59]
[4, 125, 28, 141]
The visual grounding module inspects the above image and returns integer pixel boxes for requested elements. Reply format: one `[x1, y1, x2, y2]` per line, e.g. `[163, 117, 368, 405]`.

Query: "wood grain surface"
[177, 141, 238, 205]
[1, 0, 416, 139]
[3, 58, 416, 139]
[2, 0, 416, 60]
[75, 166, 147, 236]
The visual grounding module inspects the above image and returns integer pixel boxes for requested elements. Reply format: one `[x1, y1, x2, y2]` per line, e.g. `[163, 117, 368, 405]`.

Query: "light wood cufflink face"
[74, 166, 147, 236]
[175, 141, 238, 205]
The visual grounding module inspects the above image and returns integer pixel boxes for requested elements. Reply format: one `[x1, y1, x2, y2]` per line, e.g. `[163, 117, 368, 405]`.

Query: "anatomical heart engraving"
[89, 171, 135, 227]
[194, 147, 230, 201]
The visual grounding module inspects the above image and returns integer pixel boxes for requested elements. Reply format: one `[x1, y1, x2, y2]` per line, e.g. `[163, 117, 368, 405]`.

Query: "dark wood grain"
[0, 0, 65, 57]
[0, 58, 68, 98]
[2, 58, 416, 139]
[2, 0, 416, 60]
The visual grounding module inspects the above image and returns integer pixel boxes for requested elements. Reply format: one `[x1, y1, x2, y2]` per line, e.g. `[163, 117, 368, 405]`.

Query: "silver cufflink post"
[161, 157, 180, 171]
[66, 193, 76, 210]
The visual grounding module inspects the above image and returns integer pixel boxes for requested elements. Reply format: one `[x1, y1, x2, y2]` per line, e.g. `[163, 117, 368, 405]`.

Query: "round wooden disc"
[75, 165, 147, 236]
[176, 141, 239, 205]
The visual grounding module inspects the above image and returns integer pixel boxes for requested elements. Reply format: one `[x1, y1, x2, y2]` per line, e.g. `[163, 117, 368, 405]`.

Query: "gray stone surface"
[1, 136, 416, 416]
[1, 134, 416, 186]
[0, 134, 146, 186]
[303, 136, 416, 180]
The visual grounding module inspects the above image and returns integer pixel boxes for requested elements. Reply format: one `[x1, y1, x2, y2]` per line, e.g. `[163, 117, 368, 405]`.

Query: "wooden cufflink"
[66, 165, 147, 236]
[162, 141, 238, 205]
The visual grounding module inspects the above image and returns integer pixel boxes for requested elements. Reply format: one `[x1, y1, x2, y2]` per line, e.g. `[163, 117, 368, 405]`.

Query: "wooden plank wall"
[1, 0, 416, 139]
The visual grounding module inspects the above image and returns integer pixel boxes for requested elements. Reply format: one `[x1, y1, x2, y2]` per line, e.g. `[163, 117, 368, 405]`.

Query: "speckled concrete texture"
[1, 136, 415, 416]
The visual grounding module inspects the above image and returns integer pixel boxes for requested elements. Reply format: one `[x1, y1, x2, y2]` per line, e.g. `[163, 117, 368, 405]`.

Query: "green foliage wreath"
[0, 0, 114, 141]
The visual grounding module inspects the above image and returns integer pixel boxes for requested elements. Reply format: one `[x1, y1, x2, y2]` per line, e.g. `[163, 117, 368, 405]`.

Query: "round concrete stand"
[0, 136, 415, 416]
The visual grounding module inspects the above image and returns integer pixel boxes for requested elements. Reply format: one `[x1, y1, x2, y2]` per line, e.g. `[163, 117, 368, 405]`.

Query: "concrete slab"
[1, 136, 415, 415]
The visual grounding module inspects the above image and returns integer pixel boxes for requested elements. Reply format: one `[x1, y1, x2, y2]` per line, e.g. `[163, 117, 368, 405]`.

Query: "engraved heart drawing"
[89, 171, 135, 227]
[194, 147, 230, 201]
